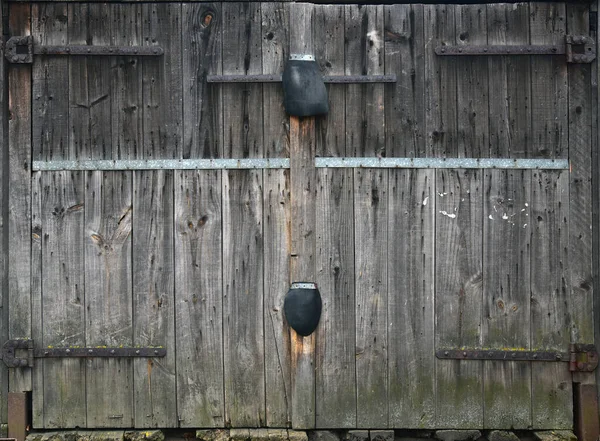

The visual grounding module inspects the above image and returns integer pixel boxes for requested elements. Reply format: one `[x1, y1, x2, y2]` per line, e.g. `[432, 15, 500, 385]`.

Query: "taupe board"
[5, 1, 596, 431]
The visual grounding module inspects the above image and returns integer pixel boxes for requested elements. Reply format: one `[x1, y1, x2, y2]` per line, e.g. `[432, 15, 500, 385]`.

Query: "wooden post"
[289, 3, 316, 430]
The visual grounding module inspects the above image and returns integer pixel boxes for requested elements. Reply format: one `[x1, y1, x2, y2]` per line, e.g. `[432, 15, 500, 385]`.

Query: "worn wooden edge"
[3, 0, 595, 3]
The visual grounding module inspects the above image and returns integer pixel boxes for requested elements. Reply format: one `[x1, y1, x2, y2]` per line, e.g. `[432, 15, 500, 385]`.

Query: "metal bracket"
[436, 34, 595, 64]
[207, 74, 397, 83]
[5, 35, 163, 64]
[1, 339, 166, 367]
[437, 344, 598, 372]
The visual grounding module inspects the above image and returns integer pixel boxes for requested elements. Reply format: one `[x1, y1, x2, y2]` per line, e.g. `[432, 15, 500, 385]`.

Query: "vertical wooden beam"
[7, 2, 32, 395]
[289, 3, 316, 430]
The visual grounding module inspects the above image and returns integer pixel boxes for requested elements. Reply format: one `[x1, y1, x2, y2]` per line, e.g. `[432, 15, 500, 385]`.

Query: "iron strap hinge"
[436, 344, 598, 372]
[435, 34, 595, 64]
[5, 35, 164, 64]
[1, 339, 167, 368]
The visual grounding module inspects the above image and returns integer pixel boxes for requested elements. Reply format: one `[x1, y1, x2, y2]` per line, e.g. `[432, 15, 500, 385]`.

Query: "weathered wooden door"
[3, 0, 597, 432]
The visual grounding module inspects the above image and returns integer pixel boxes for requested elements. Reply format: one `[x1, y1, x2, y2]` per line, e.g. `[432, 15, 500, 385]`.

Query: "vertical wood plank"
[182, 3, 222, 160]
[482, 170, 532, 429]
[85, 171, 133, 427]
[32, 4, 69, 161]
[424, 4, 456, 158]
[41, 172, 86, 428]
[345, 4, 387, 429]
[111, 4, 142, 160]
[133, 171, 176, 428]
[435, 170, 483, 429]
[262, 2, 291, 428]
[388, 169, 435, 428]
[0, 0, 7, 422]
[31, 172, 42, 427]
[384, 5, 425, 157]
[141, 3, 182, 160]
[531, 171, 572, 429]
[174, 170, 224, 428]
[8, 3, 33, 394]
[289, 3, 316, 429]
[221, 2, 265, 427]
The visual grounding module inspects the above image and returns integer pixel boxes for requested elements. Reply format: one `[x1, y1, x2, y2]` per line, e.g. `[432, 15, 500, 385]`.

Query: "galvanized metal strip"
[291, 282, 318, 290]
[314, 157, 569, 169]
[436, 44, 566, 56]
[436, 349, 570, 362]
[34, 45, 164, 56]
[206, 74, 397, 83]
[32, 158, 291, 171]
[33, 347, 166, 358]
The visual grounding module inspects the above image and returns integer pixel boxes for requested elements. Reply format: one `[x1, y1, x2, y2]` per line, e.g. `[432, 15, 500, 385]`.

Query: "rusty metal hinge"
[1, 339, 166, 368]
[436, 34, 595, 64]
[436, 344, 598, 372]
[5, 35, 163, 64]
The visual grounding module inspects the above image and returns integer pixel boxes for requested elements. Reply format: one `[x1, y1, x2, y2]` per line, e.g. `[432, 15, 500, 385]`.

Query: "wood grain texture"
[40, 172, 86, 428]
[486, 3, 531, 158]
[424, 4, 456, 158]
[345, 4, 387, 429]
[174, 170, 224, 428]
[32, 3, 69, 161]
[133, 171, 176, 427]
[141, 3, 182, 159]
[221, 2, 265, 427]
[482, 170, 531, 429]
[0, 0, 6, 421]
[455, 5, 488, 158]
[8, 3, 33, 394]
[182, 3, 222, 159]
[435, 169, 483, 428]
[289, 2, 316, 430]
[388, 169, 435, 428]
[85, 171, 133, 427]
[262, 2, 291, 428]
[384, 4, 425, 157]
[31, 172, 43, 427]
[531, 170, 572, 429]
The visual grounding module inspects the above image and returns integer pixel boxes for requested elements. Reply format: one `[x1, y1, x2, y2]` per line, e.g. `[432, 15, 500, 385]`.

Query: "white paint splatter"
[525, 202, 529, 207]
[422, 196, 429, 206]
[502, 213, 509, 220]
[489, 214, 494, 220]
[439, 210, 456, 219]
[438, 192, 448, 197]
[367, 30, 382, 50]
[523, 224, 528, 228]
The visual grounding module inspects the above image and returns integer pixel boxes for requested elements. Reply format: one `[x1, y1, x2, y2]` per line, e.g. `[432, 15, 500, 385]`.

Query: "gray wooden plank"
[388, 169, 435, 428]
[262, 2, 291, 428]
[85, 171, 133, 427]
[111, 4, 142, 160]
[174, 170, 224, 428]
[31, 172, 43, 427]
[289, 3, 316, 429]
[182, 3, 222, 160]
[424, 4, 456, 158]
[8, 3, 33, 394]
[221, 2, 264, 427]
[141, 3, 182, 160]
[530, 170, 572, 429]
[41, 171, 86, 428]
[486, 3, 531, 158]
[384, 4, 425, 157]
[32, 3, 69, 161]
[435, 169, 483, 429]
[530, 3, 568, 159]
[133, 171, 176, 428]
[345, 4, 387, 429]
[567, 2, 594, 346]
[455, 5, 488, 158]
[482, 169, 532, 429]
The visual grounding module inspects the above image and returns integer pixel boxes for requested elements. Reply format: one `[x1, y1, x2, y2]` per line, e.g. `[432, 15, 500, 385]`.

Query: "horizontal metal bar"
[437, 349, 570, 362]
[34, 347, 166, 358]
[314, 157, 569, 169]
[206, 74, 397, 83]
[34, 45, 164, 56]
[436, 44, 566, 56]
[33, 158, 290, 171]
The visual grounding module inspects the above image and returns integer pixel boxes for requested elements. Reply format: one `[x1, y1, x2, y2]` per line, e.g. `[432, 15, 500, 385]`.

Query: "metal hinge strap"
[436, 34, 595, 64]
[1, 339, 166, 368]
[5, 35, 163, 64]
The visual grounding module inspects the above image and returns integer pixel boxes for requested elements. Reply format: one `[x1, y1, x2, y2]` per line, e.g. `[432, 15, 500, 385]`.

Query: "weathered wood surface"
[85, 171, 133, 427]
[435, 170, 483, 429]
[0, 0, 7, 423]
[31, 172, 43, 427]
[8, 3, 33, 394]
[388, 169, 435, 428]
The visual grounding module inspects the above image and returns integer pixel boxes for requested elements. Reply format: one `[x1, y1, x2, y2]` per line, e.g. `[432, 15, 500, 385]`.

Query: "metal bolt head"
[111, 349, 115, 354]
[556, 353, 562, 360]
[136, 349, 140, 355]
[88, 349, 93, 354]
[66, 348, 71, 354]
